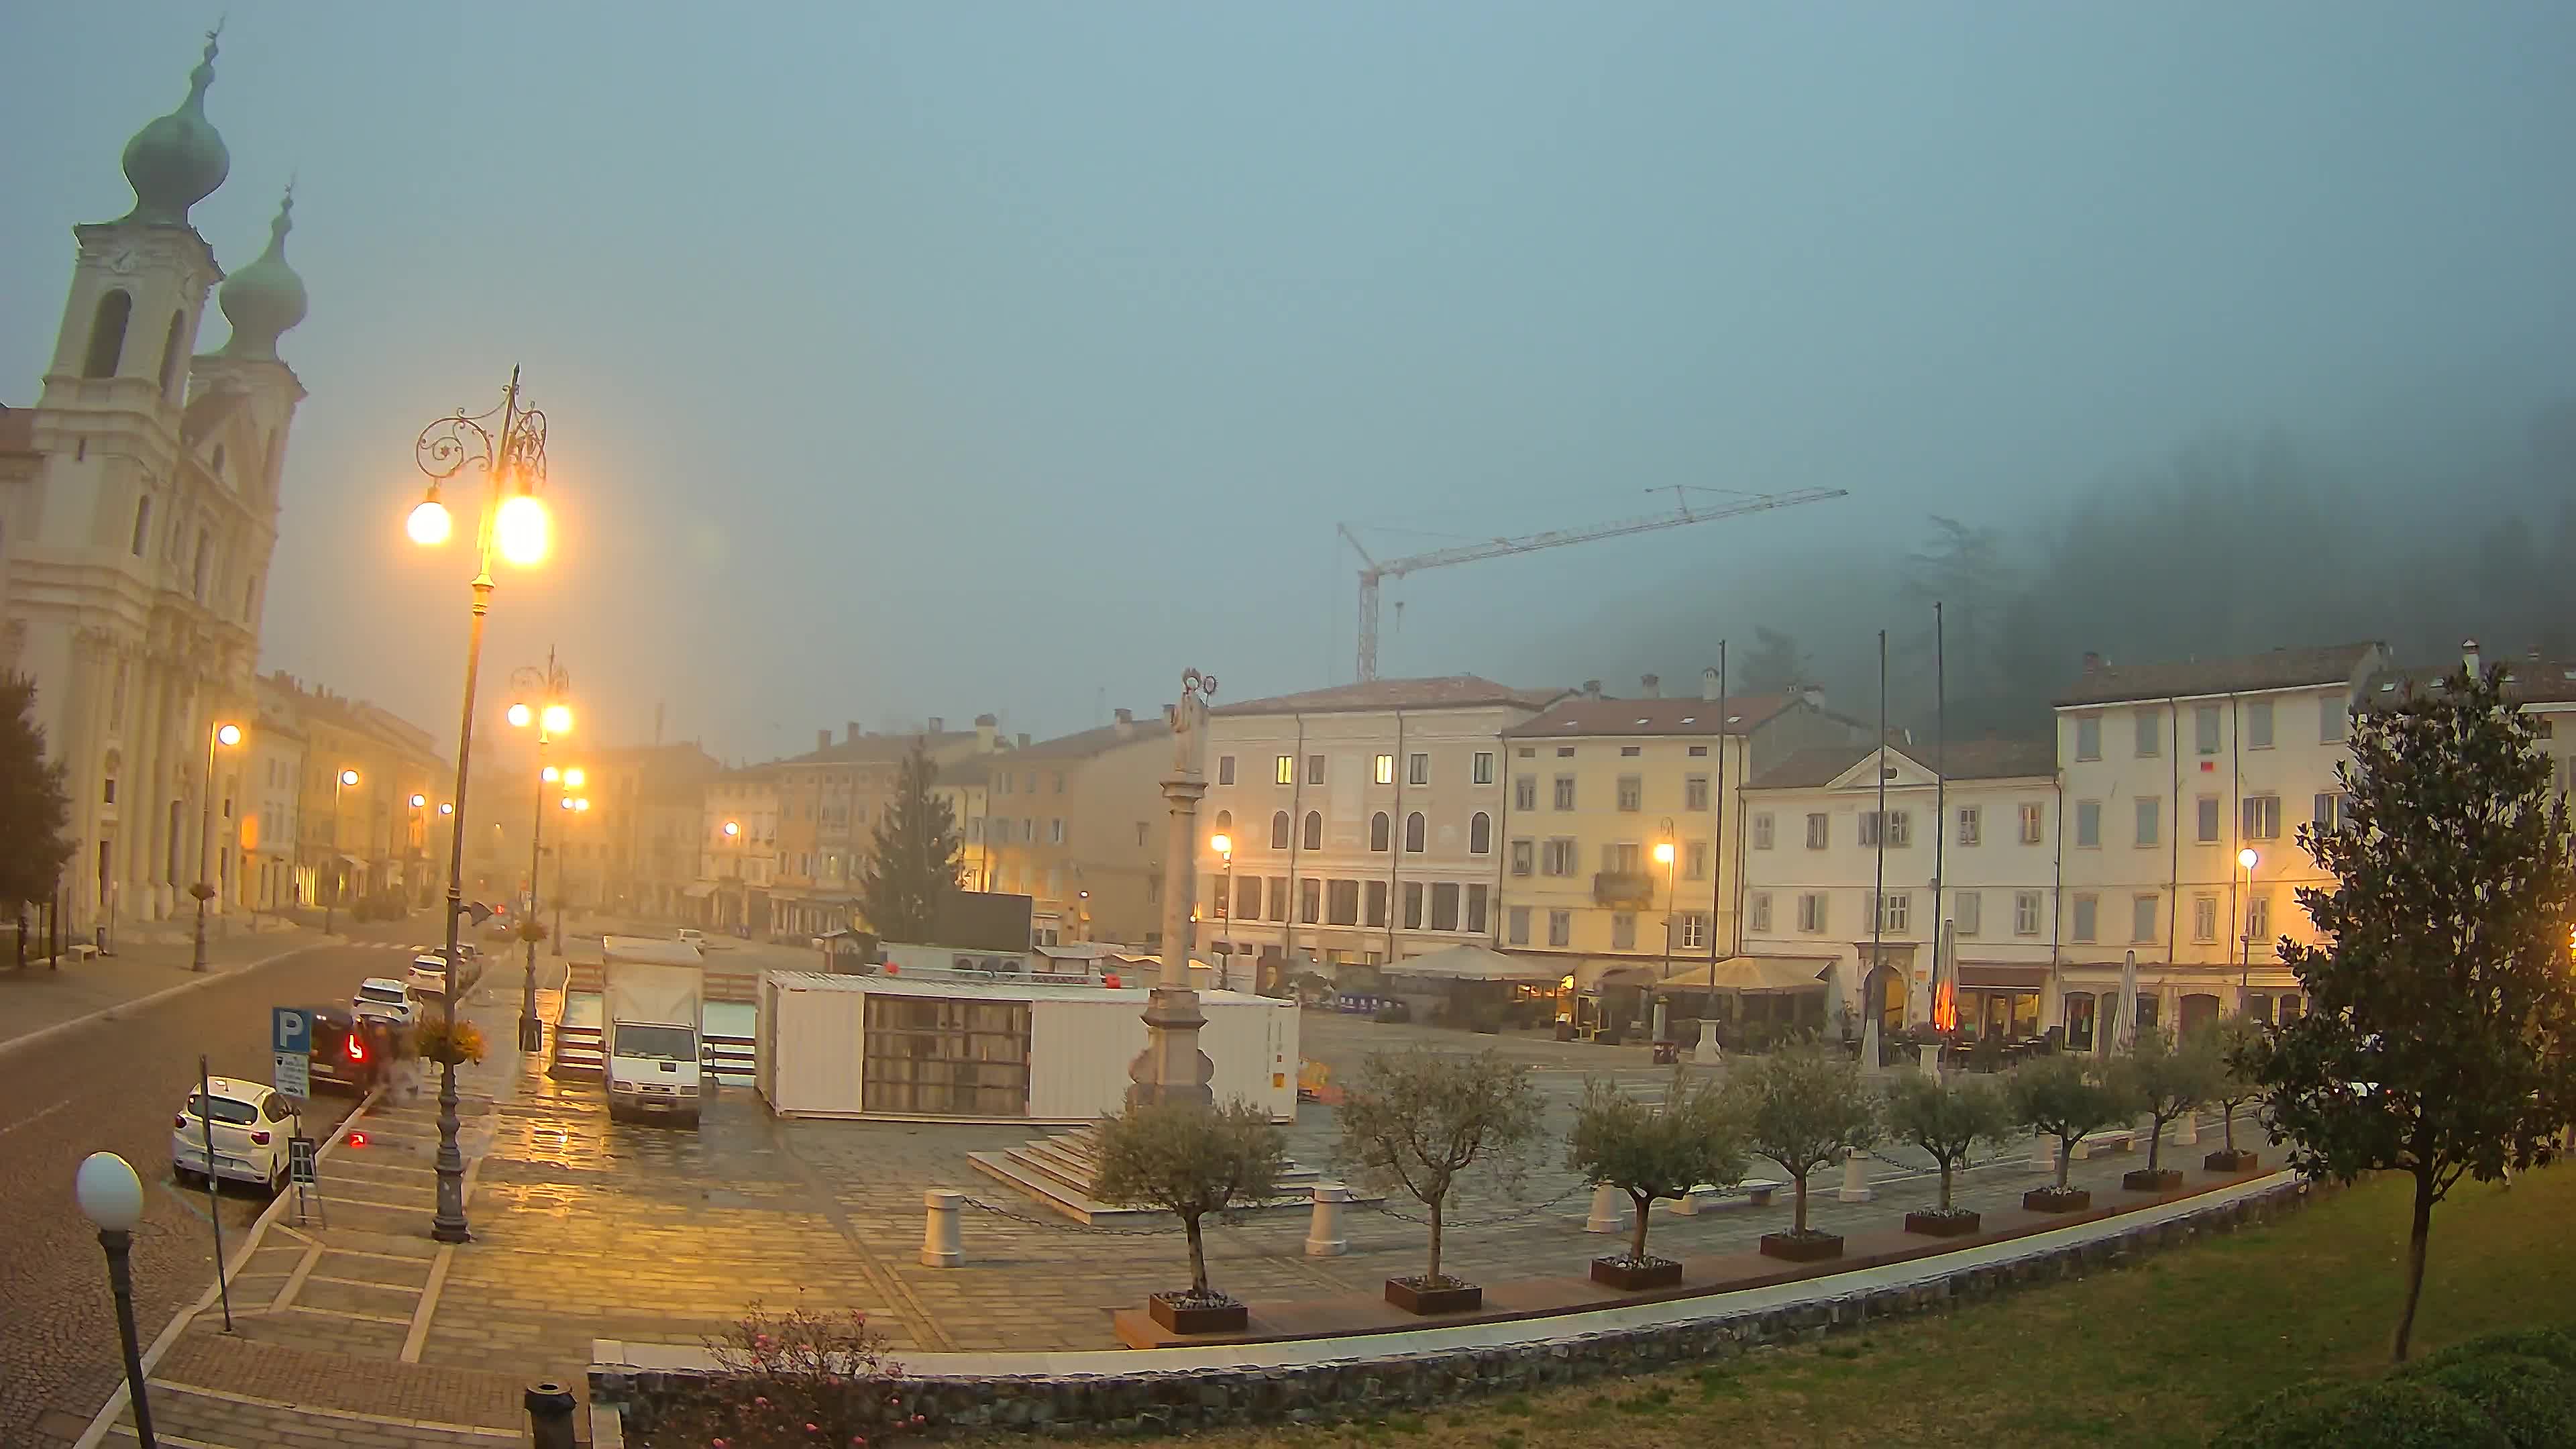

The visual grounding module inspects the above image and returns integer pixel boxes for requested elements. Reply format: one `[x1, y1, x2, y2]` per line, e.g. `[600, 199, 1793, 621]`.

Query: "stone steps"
[966, 1126, 1349, 1226]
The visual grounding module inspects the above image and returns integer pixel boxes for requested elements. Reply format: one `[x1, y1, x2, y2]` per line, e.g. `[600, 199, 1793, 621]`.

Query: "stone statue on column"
[1128, 669, 1217, 1111]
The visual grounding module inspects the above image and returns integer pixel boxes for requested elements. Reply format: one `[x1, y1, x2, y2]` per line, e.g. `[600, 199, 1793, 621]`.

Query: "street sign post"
[288, 1135, 319, 1185]
[272, 1006, 313, 1102]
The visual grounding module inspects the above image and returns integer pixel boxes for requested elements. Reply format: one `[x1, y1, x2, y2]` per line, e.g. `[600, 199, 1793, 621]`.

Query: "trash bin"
[1652, 1040, 1678, 1065]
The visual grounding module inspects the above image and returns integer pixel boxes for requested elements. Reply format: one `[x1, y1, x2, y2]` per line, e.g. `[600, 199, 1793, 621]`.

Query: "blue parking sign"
[273, 1006, 312, 1057]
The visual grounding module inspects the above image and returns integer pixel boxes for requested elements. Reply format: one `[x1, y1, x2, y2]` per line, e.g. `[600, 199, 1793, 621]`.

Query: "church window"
[192, 531, 210, 601]
[157, 310, 187, 398]
[84, 290, 132, 378]
[129, 496, 152, 557]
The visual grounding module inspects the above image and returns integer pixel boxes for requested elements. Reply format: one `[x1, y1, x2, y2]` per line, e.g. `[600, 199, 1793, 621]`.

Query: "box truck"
[602, 936, 706, 1127]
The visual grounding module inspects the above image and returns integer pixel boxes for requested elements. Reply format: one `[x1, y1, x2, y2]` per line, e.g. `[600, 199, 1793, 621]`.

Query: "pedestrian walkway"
[0, 919, 323, 1054]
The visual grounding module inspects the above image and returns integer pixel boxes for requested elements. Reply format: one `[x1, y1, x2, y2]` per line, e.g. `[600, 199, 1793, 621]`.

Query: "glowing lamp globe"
[76, 1151, 145, 1232]
[214, 723, 243, 747]
[2239, 848, 2259, 870]
[494, 493, 549, 566]
[407, 496, 453, 545]
[506, 702, 533, 729]
[339, 769, 360, 787]
[541, 704, 572, 735]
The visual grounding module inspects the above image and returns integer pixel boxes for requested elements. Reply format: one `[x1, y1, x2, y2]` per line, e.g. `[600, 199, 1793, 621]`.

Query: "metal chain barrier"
[953, 1192, 1197, 1237]
[1354, 1178, 1593, 1228]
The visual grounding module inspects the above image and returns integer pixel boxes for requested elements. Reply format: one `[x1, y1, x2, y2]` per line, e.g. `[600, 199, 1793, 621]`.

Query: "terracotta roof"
[2368, 656, 2576, 708]
[2055, 643, 2386, 707]
[1007, 717, 1173, 760]
[1752, 744, 1879, 790]
[1214, 675, 1566, 716]
[1503, 694, 1795, 739]
[1750, 737, 2054, 790]
[778, 731, 975, 766]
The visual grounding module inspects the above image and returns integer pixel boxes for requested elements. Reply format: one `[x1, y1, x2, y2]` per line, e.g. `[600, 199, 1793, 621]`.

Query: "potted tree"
[1730, 1044, 1880, 1262]
[2008, 1054, 2135, 1212]
[1335, 1049, 1544, 1314]
[2113, 1026, 2222, 1192]
[1091, 1100, 1287, 1334]
[2204, 1015, 2268, 1173]
[1566, 1073, 1748, 1289]
[1884, 1072, 2015, 1236]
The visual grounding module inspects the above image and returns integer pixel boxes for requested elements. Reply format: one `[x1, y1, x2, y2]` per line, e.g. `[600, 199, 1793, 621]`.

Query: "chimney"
[1801, 685, 1827, 711]
[2081, 651, 2104, 676]
[927, 716, 945, 734]
[1582, 679, 1603, 699]
[846, 720, 860, 745]
[975, 713, 998, 751]
[1114, 706, 1135, 738]
[1701, 667, 1721, 701]
[2462, 637, 2481, 675]
[1640, 674, 1660, 698]
[816, 729, 831, 751]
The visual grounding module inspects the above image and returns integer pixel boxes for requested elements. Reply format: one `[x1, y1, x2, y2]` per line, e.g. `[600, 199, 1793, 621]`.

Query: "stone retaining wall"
[594, 1179, 2310, 1440]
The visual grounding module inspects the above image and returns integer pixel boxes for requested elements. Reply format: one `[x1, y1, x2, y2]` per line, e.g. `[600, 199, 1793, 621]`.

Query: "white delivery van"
[601, 935, 705, 1127]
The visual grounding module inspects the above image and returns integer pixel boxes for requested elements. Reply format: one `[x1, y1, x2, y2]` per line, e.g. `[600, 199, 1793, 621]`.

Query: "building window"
[2195, 704, 2221, 755]
[2135, 798, 2159, 847]
[1753, 812, 1774, 849]
[1507, 905, 1531, 946]
[1548, 909, 1571, 947]
[1365, 879, 1388, 928]
[1409, 753, 1429, 786]
[1557, 746, 1574, 757]
[1616, 775, 1642, 812]
[1465, 883, 1487, 934]
[1468, 812, 1492, 854]
[1404, 812, 1426, 853]
[1328, 879, 1360, 926]
[1684, 775, 1709, 811]
[1218, 755, 1235, 786]
[2072, 894, 2098, 943]
[130, 495, 153, 557]
[2075, 716, 2102, 761]
[1275, 755, 1293, 786]
[1270, 811, 1290, 850]
[1951, 890, 1981, 936]
[84, 289, 132, 378]
[1049, 818, 1065, 844]
[1303, 811, 1323, 851]
[1374, 753, 1395, 786]
[1541, 838, 1576, 875]
[1513, 775, 1536, 810]
[1403, 881, 1425, 929]
[1509, 839, 1533, 876]
[2131, 894, 2159, 943]
[1552, 775, 1575, 810]
[1888, 810, 1911, 847]
[2247, 699, 2275, 749]
[1750, 892, 1773, 932]
[2014, 890, 2042, 936]
[2196, 796, 2220, 843]
[2065, 993, 2097, 1051]
[1684, 840, 1708, 881]
[1957, 806, 1980, 847]
[1805, 813, 1828, 849]
[2313, 792, 2348, 830]
[1798, 892, 1827, 933]
[1873, 890, 1910, 933]
[103, 777, 117, 804]
[1620, 745, 1642, 757]
[1604, 841, 1641, 874]
[2135, 710, 2161, 759]
[1371, 811, 1391, 851]
[1302, 754, 1324, 786]
[2247, 891, 2271, 943]
[2320, 697, 2348, 744]
[2076, 800, 2101, 848]
[1611, 913, 1636, 950]
[1472, 751, 1495, 785]
[1680, 912, 1709, 949]
[2243, 794, 2281, 841]
[2019, 802, 2043, 845]
[2192, 894, 2218, 943]
[1300, 877, 1322, 924]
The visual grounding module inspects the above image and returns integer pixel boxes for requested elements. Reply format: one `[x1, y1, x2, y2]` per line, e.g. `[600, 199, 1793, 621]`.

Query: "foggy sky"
[7, 3, 2574, 763]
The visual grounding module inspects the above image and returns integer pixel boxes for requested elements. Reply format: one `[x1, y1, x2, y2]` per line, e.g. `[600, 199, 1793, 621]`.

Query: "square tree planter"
[1759, 1230, 1845, 1263]
[1146, 1292, 1248, 1336]
[1903, 1208, 1982, 1238]
[2023, 1187, 2092, 1214]
[1591, 1255, 1684, 1291]
[2122, 1168, 2184, 1193]
[2205, 1148, 2261, 1173]
[1383, 1277, 1483, 1315]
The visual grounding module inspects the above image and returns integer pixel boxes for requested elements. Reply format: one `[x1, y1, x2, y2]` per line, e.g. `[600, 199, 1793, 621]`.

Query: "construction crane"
[1338, 486, 1849, 682]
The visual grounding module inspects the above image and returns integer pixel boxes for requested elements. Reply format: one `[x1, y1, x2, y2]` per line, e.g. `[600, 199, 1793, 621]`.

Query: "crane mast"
[1342, 486, 1847, 682]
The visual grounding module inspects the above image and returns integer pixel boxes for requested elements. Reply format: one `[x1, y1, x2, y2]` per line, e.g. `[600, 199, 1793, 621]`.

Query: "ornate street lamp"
[192, 722, 243, 972]
[409, 368, 551, 1245]
[76, 1152, 157, 1448]
[507, 651, 572, 1052]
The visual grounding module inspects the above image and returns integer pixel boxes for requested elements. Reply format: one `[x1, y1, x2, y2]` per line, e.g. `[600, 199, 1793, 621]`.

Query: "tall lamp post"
[2237, 847, 2259, 1014]
[558, 788, 590, 954]
[407, 368, 552, 1246]
[193, 722, 243, 971]
[1652, 830, 1677, 1042]
[323, 768, 358, 934]
[408, 794, 427, 906]
[506, 660, 573, 1053]
[1210, 831, 1234, 990]
[76, 1151, 157, 1448]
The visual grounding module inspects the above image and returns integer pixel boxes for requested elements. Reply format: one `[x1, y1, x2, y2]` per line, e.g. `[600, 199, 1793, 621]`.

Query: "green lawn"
[1136, 1165, 2576, 1449]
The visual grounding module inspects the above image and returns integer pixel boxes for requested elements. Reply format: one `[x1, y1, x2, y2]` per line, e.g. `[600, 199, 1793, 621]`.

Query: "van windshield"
[613, 1024, 697, 1062]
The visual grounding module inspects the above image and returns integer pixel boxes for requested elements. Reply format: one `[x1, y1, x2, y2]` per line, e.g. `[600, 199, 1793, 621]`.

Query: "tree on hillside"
[1740, 627, 1808, 694]
[855, 740, 961, 943]
[1901, 515, 2014, 702]
[0, 674, 74, 916]
[2245, 663, 2576, 1362]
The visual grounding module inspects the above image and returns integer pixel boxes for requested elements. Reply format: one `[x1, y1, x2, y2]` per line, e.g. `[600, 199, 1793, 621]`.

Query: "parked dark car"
[305, 1006, 378, 1093]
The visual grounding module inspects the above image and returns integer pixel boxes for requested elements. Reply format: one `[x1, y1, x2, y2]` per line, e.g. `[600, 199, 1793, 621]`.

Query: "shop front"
[1955, 963, 2049, 1043]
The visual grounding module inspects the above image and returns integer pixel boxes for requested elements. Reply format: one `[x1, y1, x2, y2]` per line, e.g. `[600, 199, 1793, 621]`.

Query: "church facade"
[0, 31, 309, 934]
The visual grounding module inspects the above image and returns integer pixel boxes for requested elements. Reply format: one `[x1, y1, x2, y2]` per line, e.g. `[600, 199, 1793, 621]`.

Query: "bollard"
[1836, 1148, 1874, 1203]
[1305, 1182, 1353, 1256]
[1917, 1044, 1942, 1079]
[2031, 1132, 2059, 1176]
[920, 1189, 964, 1268]
[2173, 1111, 2198, 1146]
[1585, 1183, 1624, 1234]
[525, 1381, 578, 1449]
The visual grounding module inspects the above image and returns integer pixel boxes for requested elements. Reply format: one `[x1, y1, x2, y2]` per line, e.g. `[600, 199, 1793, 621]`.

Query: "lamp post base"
[518, 1014, 541, 1053]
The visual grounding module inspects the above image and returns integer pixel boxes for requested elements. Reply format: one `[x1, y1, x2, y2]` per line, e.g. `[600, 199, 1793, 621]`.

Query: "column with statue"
[1127, 669, 1218, 1110]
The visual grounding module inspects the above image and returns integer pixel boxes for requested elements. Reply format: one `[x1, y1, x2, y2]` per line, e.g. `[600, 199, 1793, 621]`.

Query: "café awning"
[1382, 944, 1561, 983]
[1652, 955, 1833, 995]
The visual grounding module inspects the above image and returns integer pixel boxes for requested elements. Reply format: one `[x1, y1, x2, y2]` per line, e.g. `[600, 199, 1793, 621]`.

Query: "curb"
[72, 1085, 385, 1449]
[0, 938, 327, 1063]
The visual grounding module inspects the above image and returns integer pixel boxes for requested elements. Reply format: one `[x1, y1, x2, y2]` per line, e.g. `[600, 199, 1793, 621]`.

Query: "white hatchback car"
[352, 976, 417, 1028]
[172, 1077, 296, 1193]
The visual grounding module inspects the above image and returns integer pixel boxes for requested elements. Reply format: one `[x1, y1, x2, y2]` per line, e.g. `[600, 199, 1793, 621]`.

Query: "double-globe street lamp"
[322, 767, 359, 934]
[76, 1151, 158, 1448]
[506, 654, 574, 1053]
[1210, 831, 1234, 990]
[191, 721, 243, 972]
[407, 368, 553, 1245]
[555, 784, 590, 956]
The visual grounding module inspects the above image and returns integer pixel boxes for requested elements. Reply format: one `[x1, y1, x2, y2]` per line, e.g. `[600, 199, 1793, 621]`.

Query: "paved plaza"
[91, 957, 2275, 1446]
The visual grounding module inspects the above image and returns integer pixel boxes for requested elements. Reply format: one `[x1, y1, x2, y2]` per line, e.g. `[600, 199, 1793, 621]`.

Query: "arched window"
[158, 310, 188, 398]
[1214, 808, 1232, 833]
[1302, 810, 1322, 851]
[1270, 810, 1290, 850]
[129, 495, 153, 557]
[242, 572, 260, 622]
[1370, 811, 1391, 852]
[84, 290, 133, 378]
[1405, 812, 1426, 853]
[1469, 812, 1493, 854]
[191, 530, 211, 601]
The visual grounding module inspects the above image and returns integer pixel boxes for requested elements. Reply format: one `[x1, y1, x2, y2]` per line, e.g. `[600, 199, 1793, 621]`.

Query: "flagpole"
[1873, 628, 1889, 1034]
[1933, 600, 1947, 1032]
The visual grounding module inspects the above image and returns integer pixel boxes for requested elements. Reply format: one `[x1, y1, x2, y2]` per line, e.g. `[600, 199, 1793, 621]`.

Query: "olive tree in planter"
[2112, 1026, 2222, 1192]
[1883, 1072, 2015, 1236]
[1729, 1044, 1880, 1262]
[1091, 1099, 1287, 1334]
[2008, 1053, 2135, 1212]
[1566, 1073, 1748, 1289]
[1334, 1048, 1544, 1314]
[2203, 1015, 2269, 1173]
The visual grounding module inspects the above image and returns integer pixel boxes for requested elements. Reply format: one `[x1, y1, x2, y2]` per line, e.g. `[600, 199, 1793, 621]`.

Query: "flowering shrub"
[645, 1301, 923, 1447]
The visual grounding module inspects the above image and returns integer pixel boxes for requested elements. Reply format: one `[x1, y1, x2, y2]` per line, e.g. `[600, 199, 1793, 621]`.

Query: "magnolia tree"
[1729, 1044, 1880, 1236]
[2114, 1027, 2222, 1176]
[2008, 1054, 2135, 1195]
[1092, 1100, 1287, 1307]
[1336, 1049, 1545, 1288]
[1566, 1073, 1748, 1266]
[1882, 1073, 2015, 1216]
[2244, 664, 2576, 1362]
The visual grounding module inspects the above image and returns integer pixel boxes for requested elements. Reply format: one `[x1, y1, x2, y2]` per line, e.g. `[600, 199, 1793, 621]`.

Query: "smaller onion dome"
[218, 187, 307, 360]
[120, 29, 231, 227]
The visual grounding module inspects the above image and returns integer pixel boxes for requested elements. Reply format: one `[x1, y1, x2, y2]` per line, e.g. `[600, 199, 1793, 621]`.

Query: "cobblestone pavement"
[0, 921, 441, 1448]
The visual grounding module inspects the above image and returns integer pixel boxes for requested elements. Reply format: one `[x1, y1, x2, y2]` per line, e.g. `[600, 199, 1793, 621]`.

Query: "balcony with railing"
[1593, 871, 1654, 908]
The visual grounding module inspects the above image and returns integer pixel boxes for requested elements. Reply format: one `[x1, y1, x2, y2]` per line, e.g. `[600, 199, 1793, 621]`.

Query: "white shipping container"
[756, 971, 1297, 1123]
